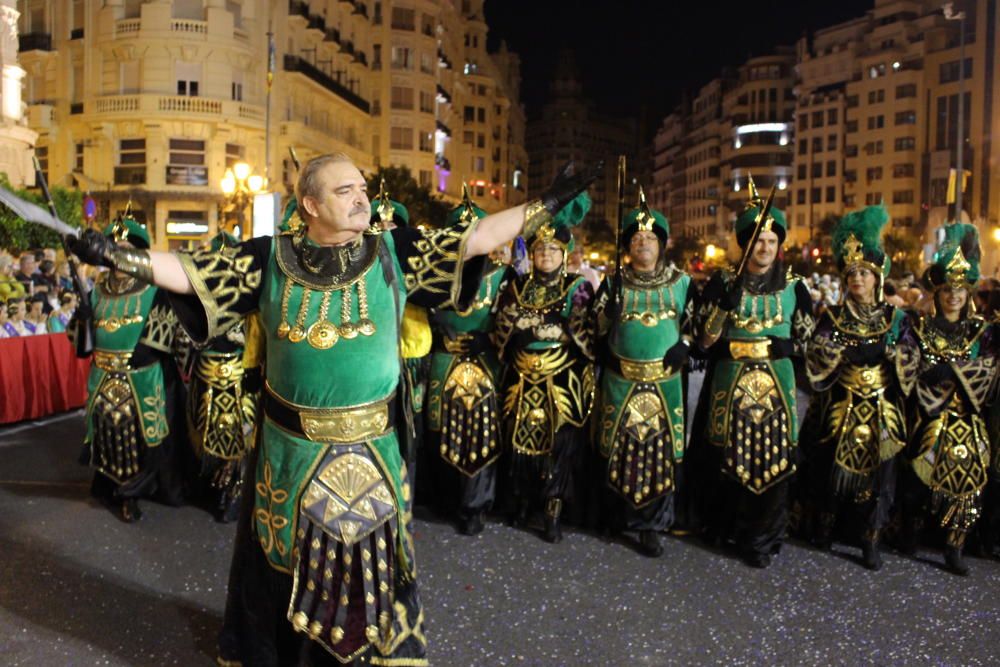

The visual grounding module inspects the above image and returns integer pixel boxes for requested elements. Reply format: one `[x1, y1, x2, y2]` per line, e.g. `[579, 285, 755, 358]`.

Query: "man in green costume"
[69, 153, 597, 665]
[425, 185, 514, 535]
[691, 177, 814, 568]
[592, 188, 692, 557]
[70, 214, 187, 522]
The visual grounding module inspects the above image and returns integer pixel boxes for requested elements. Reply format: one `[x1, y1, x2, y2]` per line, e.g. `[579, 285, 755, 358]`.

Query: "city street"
[2, 373, 999, 666]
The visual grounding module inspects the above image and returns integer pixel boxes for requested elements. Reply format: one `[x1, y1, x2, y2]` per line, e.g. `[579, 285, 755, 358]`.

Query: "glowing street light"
[220, 161, 265, 239]
[705, 244, 718, 260]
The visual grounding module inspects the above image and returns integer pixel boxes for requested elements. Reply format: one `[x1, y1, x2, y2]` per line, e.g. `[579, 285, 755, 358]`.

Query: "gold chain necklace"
[276, 274, 378, 350]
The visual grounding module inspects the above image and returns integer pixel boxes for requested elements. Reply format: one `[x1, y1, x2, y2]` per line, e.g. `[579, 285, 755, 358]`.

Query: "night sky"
[485, 0, 875, 134]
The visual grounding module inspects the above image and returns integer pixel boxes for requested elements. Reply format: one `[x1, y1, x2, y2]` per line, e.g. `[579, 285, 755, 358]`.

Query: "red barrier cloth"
[0, 334, 92, 424]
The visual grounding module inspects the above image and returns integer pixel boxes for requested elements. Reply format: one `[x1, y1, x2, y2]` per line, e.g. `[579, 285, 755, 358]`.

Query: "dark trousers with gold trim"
[718, 477, 790, 558]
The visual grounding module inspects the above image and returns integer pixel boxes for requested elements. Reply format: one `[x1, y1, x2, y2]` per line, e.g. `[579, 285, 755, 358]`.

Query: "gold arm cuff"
[703, 305, 727, 338]
[112, 247, 154, 284]
[522, 199, 552, 240]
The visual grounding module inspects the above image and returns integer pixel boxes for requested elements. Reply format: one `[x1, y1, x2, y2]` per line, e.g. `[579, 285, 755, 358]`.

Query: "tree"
[884, 230, 923, 277]
[366, 166, 450, 228]
[0, 175, 84, 253]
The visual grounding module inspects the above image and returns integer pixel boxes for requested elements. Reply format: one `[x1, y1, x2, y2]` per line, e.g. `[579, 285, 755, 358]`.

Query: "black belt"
[711, 337, 795, 361]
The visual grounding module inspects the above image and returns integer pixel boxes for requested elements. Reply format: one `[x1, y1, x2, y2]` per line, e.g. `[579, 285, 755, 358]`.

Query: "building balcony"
[307, 15, 325, 33]
[114, 17, 248, 42]
[86, 94, 265, 125]
[283, 55, 370, 113]
[18, 33, 52, 52]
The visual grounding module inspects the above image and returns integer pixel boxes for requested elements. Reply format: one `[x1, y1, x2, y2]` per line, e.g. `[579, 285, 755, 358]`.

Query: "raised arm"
[68, 231, 194, 294]
[463, 161, 602, 258]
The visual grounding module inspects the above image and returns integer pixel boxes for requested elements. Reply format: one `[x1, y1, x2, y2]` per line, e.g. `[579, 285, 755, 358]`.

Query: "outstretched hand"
[540, 160, 603, 216]
[67, 229, 115, 268]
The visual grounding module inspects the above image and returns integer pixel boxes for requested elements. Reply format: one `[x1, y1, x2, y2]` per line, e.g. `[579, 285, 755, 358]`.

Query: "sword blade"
[0, 186, 79, 237]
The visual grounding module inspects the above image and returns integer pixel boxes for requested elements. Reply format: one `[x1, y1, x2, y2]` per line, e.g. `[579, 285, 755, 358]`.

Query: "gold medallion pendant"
[357, 319, 377, 336]
[288, 326, 307, 343]
[745, 320, 764, 334]
[339, 322, 359, 339]
[104, 318, 121, 333]
[276, 322, 291, 339]
[639, 312, 658, 327]
[307, 321, 339, 350]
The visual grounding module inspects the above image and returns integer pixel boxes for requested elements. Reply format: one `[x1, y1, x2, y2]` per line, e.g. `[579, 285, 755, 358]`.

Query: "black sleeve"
[168, 236, 270, 345]
[391, 225, 487, 310]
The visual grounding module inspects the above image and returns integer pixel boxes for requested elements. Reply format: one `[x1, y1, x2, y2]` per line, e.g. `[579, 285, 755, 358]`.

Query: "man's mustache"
[349, 205, 368, 216]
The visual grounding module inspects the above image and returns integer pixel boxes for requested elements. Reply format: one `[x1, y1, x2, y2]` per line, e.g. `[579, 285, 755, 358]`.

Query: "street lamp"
[221, 161, 264, 239]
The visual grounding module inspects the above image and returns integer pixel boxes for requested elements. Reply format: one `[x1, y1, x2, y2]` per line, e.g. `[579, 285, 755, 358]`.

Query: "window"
[796, 189, 806, 205]
[477, 107, 485, 123]
[176, 62, 201, 96]
[419, 90, 434, 113]
[867, 115, 884, 130]
[827, 134, 837, 151]
[811, 137, 822, 153]
[463, 105, 475, 122]
[868, 63, 886, 79]
[845, 144, 858, 157]
[225, 143, 244, 168]
[826, 186, 836, 203]
[893, 163, 915, 178]
[844, 194, 856, 207]
[865, 140, 884, 155]
[826, 160, 837, 177]
[845, 120, 858, 133]
[865, 192, 882, 205]
[798, 141, 808, 156]
[390, 86, 414, 110]
[391, 46, 413, 70]
[811, 162, 822, 178]
[892, 190, 914, 204]
[391, 7, 415, 30]
[896, 83, 917, 99]
[419, 169, 432, 187]
[390, 127, 414, 150]
[867, 89, 885, 104]
[462, 131, 473, 145]
[797, 164, 807, 180]
[167, 138, 207, 185]
[844, 169, 857, 182]
[827, 108, 838, 124]
[866, 167, 883, 181]
[420, 52, 434, 74]
[472, 156, 485, 172]
[421, 13, 435, 36]
[935, 93, 972, 150]
[939, 58, 972, 84]
[75, 142, 84, 171]
[231, 70, 243, 101]
[894, 137, 916, 151]
[115, 139, 145, 185]
[895, 110, 916, 125]
[811, 111, 824, 128]
[120, 61, 140, 94]
[798, 113, 808, 131]
[173, 0, 203, 19]
[419, 131, 433, 153]
[476, 133, 485, 148]
[811, 187, 821, 204]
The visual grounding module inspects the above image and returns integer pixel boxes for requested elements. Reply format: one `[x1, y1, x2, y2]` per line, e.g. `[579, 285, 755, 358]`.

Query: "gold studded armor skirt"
[438, 356, 501, 477]
[502, 346, 595, 458]
[187, 351, 251, 462]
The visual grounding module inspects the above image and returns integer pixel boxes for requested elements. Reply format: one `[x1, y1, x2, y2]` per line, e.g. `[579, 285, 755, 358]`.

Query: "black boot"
[944, 546, 969, 576]
[861, 529, 883, 571]
[814, 512, 835, 551]
[743, 550, 771, 569]
[637, 530, 664, 558]
[459, 512, 485, 536]
[507, 499, 529, 528]
[120, 498, 142, 523]
[543, 498, 563, 544]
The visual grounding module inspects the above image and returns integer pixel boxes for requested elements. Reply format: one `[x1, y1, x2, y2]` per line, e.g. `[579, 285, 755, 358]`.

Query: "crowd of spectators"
[0, 246, 93, 339]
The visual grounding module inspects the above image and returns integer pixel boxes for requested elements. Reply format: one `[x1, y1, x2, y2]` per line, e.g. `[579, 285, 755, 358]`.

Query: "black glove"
[923, 361, 955, 385]
[74, 297, 93, 322]
[462, 331, 491, 357]
[663, 340, 691, 371]
[540, 161, 603, 215]
[718, 282, 743, 312]
[844, 340, 886, 365]
[766, 336, 796, 359]
[510, 329, 536, 352]
[67, 229, 115, 268]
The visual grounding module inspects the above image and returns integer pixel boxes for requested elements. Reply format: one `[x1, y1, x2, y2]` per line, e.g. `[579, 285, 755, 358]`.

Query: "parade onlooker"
[5, 297, 28, 336]
[0, 298, 9, 338]
[0, 253, 27, 301]
[47, 292, 77, 333]
[24, 293, 49, 334]
[14, 252, 43, 295]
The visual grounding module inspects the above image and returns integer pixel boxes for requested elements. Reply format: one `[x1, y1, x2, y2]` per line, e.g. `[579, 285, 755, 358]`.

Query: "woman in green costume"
[691, 177, 815, 568]
[800, 205, 916, 570]
[46, 291, 78, 333]
[71, 215, 186, 522]
[69, 153, 597, 665]
[494, 193, 595, 544]
[898, 223, 997, 575]
[592, 189, 692, 557]
[425, 187, 514, 535]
